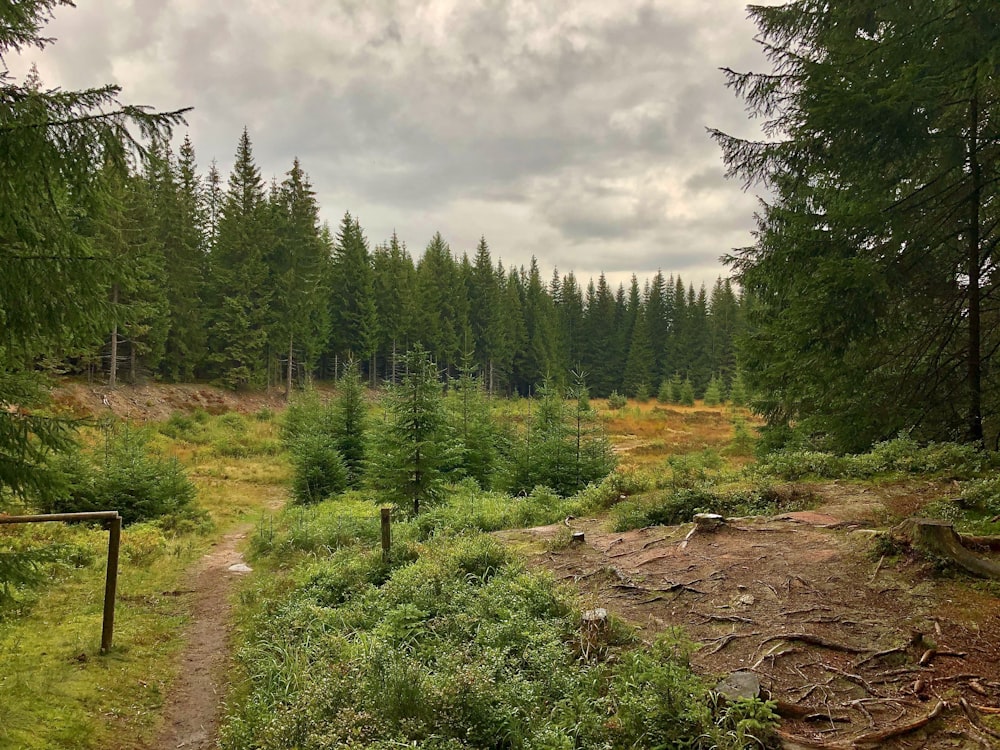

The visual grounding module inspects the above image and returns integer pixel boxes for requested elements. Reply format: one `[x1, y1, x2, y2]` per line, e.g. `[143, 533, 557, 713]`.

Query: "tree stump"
[896, 518, 1000, 579]
[581, 608, 608, 657]
[693, 513, 725, 531]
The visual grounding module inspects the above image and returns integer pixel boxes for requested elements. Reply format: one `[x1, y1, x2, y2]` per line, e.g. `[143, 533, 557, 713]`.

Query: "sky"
[13, 0, 776, 291]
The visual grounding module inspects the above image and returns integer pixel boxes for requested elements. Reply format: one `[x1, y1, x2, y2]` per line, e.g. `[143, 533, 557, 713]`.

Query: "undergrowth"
[224, 534, 778, 750]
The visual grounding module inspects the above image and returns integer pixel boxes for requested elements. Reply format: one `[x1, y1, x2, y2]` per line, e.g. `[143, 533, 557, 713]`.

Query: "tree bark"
[109, 282, 118, 387]
[966, 83, 984, 445]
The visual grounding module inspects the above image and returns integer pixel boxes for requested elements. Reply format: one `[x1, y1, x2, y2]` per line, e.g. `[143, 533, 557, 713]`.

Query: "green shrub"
[44, 427, 200, 526]
[657, 379, 672, 403]
[679, 378, 696, 406]
[607, 390, 627, 410]
[757, 438, 988, 481]
[288, 434, 348, 505]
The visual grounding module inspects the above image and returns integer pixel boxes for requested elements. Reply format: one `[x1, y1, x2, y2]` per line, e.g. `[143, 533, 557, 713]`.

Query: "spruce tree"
[368, 346, 448, 514]
[329, 212, 377, 377]
[207, 129, 271, 388]
[269, 158, 329, 395]
[0, 2, 185, 505]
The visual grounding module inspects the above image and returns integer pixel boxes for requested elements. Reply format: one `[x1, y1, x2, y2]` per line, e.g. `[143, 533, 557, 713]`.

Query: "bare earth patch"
[151, 528, 250, 750]
[500, 484, 1000, 748]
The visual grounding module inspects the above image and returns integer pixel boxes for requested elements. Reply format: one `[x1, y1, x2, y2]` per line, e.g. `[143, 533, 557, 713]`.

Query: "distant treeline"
[82, 128, 743, 397]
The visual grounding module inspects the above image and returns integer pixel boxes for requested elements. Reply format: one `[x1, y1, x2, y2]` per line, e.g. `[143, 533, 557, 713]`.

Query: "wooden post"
[380, 507, 391, 559]
[101, 515, 122, 653]
[0, 511, 122, 653]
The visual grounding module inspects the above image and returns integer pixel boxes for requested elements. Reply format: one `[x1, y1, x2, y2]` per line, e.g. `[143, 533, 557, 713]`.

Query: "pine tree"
[413, 233, 468, 375]
[0, 2, 185, 505]
[269, 158, 329, 396]
[329, 212, 378, 377]
[331, 361, 367, 486]
[467, 237, 504, 391]
[155, 135, 208, 380]
[207, 129, 271, 388]
[712, 0, 1000, 449]
[368, 347, 449, 514]
[582, 274, 617, 396]
[371, 232, 416, 381]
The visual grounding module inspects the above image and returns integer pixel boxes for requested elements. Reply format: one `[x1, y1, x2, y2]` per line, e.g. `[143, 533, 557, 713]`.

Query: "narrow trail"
[153, 527, 251, 750]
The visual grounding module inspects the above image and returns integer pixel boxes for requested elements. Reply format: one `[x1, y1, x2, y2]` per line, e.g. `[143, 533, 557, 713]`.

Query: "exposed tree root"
[896, 518, 1000, 579]
[759, 633, 871, 654]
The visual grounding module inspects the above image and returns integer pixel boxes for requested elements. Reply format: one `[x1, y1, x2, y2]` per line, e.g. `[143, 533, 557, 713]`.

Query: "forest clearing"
[1, 382, 998, 749]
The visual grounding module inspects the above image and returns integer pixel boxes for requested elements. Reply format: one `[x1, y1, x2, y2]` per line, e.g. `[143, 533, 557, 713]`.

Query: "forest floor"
[499, 479, 1000, 748]
[44, 382, 1000, 749]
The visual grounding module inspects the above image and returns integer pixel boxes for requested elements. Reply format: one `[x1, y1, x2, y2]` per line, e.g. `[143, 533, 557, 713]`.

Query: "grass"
[0, 409, 288, 750]
[0, 532, 197, 749]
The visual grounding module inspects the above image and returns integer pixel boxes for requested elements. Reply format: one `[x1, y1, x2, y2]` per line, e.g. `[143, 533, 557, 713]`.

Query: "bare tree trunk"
[285, 333, 294, 401]
[109, 282, 119, 387]
[129, 338, 136, 384]
[967, 86, 984, 445]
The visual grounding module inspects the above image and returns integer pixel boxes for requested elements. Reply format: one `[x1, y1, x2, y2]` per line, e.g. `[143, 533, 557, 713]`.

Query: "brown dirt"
[151, 528, 251, 750]
[52, 381, 290, 422]
[500, 483, 1000, 748]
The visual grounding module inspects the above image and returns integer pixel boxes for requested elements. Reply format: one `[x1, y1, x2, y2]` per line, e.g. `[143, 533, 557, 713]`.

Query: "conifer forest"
[53, 125, 744, 402]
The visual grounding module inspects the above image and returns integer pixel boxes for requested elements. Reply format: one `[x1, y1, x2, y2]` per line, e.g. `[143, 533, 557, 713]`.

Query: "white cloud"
[12, 0, 779, 290]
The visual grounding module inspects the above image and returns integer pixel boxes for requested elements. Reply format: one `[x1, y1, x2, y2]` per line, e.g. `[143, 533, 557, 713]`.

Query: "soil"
[499, 482, 1000, 749]
[52, 381, 291, 422]
[151, 528, 251, 750]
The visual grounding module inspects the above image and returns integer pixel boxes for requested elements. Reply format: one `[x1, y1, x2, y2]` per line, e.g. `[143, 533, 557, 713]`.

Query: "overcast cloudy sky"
[14, 0, 776, 290]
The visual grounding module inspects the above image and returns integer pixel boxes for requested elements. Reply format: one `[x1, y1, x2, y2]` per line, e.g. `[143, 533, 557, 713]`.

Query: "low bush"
[288, 434, 348, 505]
[610, 483, 812, 532]
[222, 533, 777, 750]
[43, 426, 202, 527]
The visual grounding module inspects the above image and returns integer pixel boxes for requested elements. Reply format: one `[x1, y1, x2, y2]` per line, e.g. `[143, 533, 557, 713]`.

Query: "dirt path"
[153, 528, 251, 750]
[500, 484, 1000, 748]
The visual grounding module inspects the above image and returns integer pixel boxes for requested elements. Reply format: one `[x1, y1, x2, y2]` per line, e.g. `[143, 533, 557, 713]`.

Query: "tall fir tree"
[328, 212, 378, 377]
[269, 158, 329, 396]
[207, 128, 271, 388]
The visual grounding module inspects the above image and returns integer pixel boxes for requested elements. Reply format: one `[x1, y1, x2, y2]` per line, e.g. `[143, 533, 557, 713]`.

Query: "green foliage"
[680, 377, 696, 406]
[414, 483, 579, 538]
[331, 364, 367, 486]
[288, 433, 348, 505]
[703, 375, 724, 407]
[251, 498, 388, 558]
[223, 531, 777, 750]
[607, 390, 627, 410]
[611, 483, 810, 533]
[367, 347, 450, 514]
[446, 357, 504, 489]
[282, 383, 364, 503]
[657, 379, 673, 404]
[0, 521, 105, 609]
[714, 2, 1000, 450]
[502, 383, 616, 498]
[42, 425, 201, 526]
[757, 438, 989, 481]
